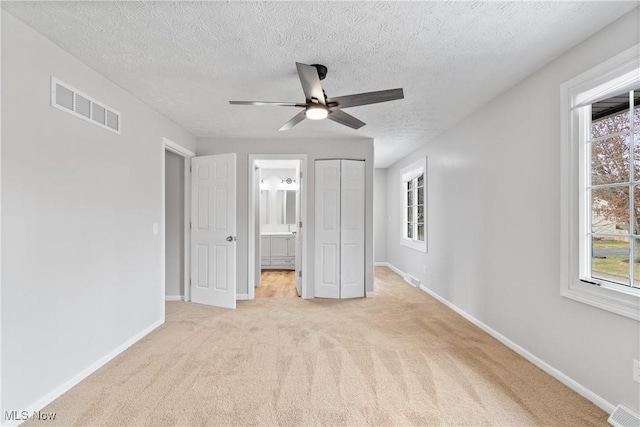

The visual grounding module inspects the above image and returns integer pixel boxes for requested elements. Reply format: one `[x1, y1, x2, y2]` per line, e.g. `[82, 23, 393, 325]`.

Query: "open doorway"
[163, 138, 195, 303]
[248, 155, 308, 299]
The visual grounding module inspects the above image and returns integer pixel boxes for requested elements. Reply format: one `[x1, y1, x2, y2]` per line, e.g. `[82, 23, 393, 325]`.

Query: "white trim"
[4, 319, 163, 427]
[164, 138, 195, 158]
[566, 44, 640, 109]
[400, 158, 426, 182]
[165, 295, 184, 301]
[400, 238, 427, 252]
[161, 144, 166, 321]
[248, 155, 308, 299]
[417, 283, 615, 414]
[560, 46, 640, 321]
[378, 263, 615, 414]
[0, 32, 4, 420]
[236, 294, 250, 301]
[163, 138, 195, 303]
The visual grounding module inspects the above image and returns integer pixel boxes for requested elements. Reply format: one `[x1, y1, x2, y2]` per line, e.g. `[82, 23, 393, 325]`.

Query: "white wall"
[197, 138, 374, 297]
[374, 168, 387, 263]
[384, 8, 640, 412]
[165, 151, 185, 299]
[1, 12, 195, 417]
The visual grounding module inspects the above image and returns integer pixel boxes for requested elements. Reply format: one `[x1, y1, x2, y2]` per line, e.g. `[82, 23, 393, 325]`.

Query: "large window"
[561, 44, 640, 320]
[582, 90, 640, 290]
[401, 158, 427, 252]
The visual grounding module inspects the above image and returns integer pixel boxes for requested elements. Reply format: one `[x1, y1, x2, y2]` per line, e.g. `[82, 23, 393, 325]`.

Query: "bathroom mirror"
[272, 190, 296, 225]
[285, 190, 296, 225]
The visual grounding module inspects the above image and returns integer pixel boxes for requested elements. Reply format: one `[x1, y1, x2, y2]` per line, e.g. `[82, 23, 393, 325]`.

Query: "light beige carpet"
[25, 267, 607, 426]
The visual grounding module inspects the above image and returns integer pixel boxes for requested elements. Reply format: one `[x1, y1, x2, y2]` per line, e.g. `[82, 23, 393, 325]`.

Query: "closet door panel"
[314, 160, 341, 298]
[340, 160, 365, 298]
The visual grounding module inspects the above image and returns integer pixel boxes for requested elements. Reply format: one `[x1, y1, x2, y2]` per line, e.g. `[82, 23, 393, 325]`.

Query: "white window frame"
[401, 157, 427, 253]
[560, 44, 640, 321]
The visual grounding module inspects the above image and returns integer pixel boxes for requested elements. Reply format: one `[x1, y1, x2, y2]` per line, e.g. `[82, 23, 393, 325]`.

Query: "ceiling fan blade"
[279, 110, 307, 131]
[229, 101, 305, 107]
[328, 109, 366, 130]
[296, 62, 326, 105]
[326, 88, 404, 109]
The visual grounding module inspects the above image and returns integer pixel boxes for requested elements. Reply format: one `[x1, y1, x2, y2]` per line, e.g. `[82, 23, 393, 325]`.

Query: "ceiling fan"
[229, 62, 404, 131]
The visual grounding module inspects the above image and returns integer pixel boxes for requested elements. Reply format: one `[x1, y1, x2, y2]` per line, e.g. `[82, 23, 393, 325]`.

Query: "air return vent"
[404, 275, 421, 287]
[609, 405, 640, 427]
[51, 77, 121, 134]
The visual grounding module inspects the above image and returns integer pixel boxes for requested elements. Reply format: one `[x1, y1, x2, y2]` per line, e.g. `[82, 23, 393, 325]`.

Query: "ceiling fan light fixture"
[305, 106, 329, 120]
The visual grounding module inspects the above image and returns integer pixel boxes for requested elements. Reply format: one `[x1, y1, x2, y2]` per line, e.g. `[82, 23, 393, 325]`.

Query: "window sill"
[401, 238, 427, 253]
[562, 280, 639, 321]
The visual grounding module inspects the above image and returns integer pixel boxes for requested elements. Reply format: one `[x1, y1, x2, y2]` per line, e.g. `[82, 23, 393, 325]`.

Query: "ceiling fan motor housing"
[310, 64, 328, 80]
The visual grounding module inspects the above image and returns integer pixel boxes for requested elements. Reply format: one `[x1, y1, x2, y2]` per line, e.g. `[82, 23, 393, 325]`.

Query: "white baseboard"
[384, 263, 615, 415]
[5, 318, 164, 427]
[374, 261, 389, 267]
[168, 294, 252, 302]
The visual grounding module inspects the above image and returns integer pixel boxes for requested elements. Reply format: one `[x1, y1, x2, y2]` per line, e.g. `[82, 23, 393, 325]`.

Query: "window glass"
[401, 161, 427, 250]
[634, 131, 640, 182]
[586, 88, 639, 289]
[590, 136, 630, 185]
[634, 89, 640, 127]
[591, 237, 630, 285]
[590, 186, 629, 233]
[591, 92, 630, 138]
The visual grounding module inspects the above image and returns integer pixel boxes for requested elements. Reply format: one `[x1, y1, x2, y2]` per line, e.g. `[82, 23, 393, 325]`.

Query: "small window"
[401, 157, 427, 252]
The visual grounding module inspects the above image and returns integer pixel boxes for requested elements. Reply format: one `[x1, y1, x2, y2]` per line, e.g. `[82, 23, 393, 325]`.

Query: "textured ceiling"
[3, 1, 637, 167]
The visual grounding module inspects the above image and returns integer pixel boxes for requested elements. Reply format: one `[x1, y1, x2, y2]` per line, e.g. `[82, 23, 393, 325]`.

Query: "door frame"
[248, 154, 308, 299]
[163, 137, 195, 303]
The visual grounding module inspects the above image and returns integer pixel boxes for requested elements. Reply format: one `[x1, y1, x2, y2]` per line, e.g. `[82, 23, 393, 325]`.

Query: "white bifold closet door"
[315, 159, 365, 299]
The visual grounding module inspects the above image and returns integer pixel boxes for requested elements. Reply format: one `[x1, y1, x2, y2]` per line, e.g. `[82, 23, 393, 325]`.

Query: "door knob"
[226, 236, 235, 242]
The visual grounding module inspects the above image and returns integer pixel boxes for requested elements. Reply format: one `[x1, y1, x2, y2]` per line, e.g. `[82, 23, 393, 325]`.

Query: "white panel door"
[314, 160, 341, 298]
[190, 153, 236, 309]
[294, 162, 302, 296]
[340, 160, 365, 298]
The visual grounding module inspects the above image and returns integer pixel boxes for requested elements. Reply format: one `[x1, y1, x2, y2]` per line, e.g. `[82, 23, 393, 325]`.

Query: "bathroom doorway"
[248, 155, 308, 299]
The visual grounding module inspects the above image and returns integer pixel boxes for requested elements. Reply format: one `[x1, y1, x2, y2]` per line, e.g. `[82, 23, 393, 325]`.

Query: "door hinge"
[299, 171, 303, 179]
[298, 270, 302, 278]
[299, 221, 302, 228]
[190, 166, 192, 172]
